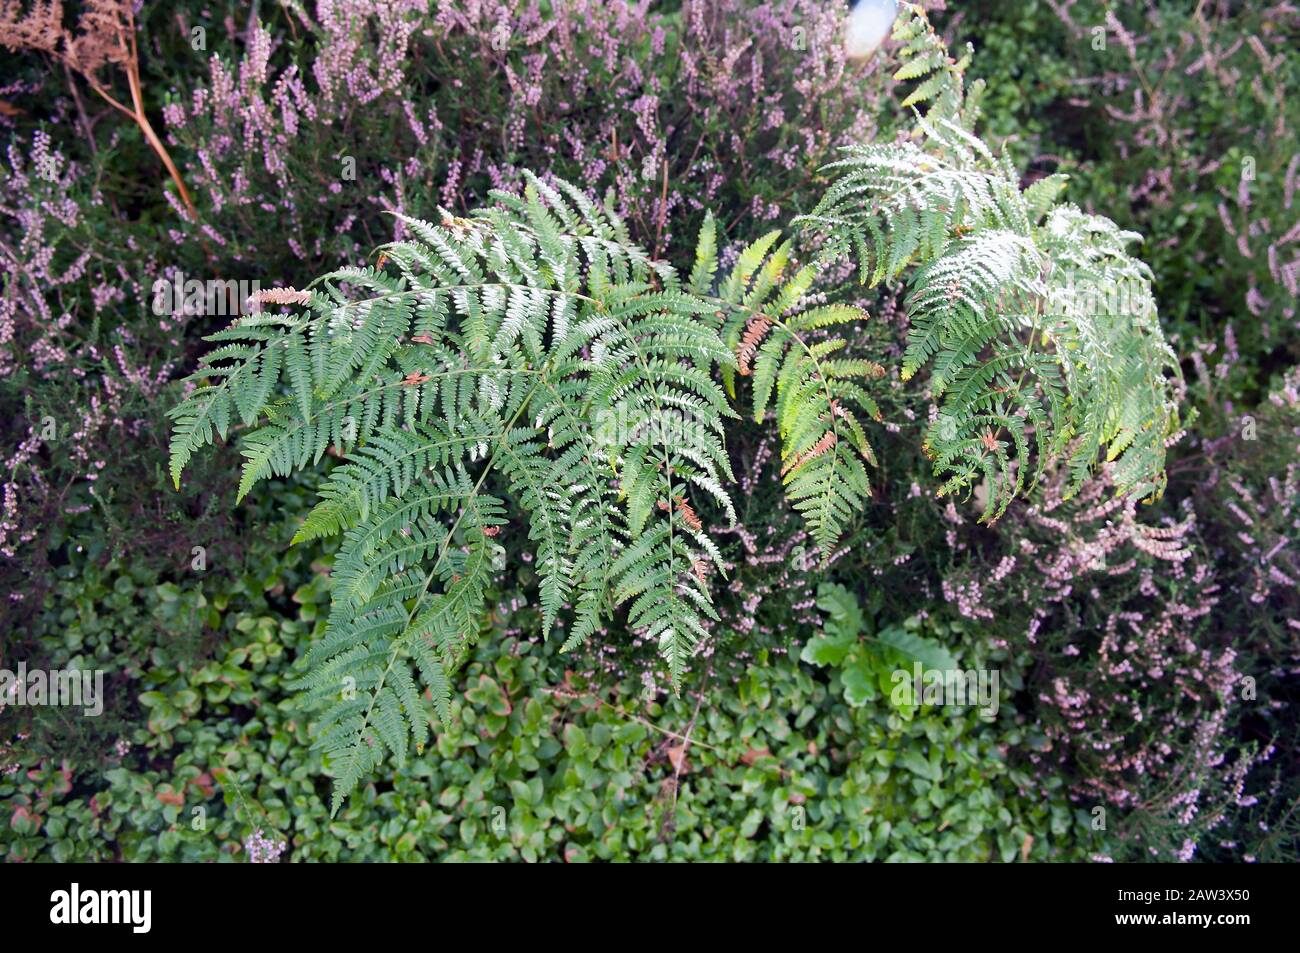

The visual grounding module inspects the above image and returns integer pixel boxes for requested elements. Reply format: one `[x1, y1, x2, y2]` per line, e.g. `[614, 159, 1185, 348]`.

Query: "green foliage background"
[2, 0, 1296, 862]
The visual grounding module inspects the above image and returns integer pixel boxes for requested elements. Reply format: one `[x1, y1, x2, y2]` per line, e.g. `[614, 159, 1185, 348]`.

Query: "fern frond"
[701, 223, 881, 557]
[890, 2, 984, 131]
[794, 41, 1180, 521]
[171, 172, 738, 812]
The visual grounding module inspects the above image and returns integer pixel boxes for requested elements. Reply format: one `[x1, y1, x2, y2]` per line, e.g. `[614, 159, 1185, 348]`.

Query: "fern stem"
[306, 281, 603, 310]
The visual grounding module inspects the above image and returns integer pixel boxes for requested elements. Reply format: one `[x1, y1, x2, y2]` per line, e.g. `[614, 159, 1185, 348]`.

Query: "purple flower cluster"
[0, 134, 176, 561]
[243, 828, 287, 863]
[940, 464, 1264, 856]
[161, 0, 893, 271]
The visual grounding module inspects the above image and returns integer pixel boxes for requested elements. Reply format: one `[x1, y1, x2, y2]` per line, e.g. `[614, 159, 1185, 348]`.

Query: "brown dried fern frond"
[1, 0, 196, 219]
[736, 313, 773, 377]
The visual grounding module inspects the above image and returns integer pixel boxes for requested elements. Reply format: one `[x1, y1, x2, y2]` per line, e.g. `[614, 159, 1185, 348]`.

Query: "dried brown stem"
[2, 1, 198, 221]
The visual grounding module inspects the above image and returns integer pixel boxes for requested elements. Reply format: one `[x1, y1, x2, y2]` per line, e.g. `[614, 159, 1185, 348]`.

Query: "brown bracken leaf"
[666, 744, 689, 775]
[737, 313, 773, 376]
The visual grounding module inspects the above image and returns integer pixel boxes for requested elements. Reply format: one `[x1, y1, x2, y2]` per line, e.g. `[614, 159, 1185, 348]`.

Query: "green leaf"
[841, 654, 878, 707]
[899, 749, 941, 782]
[875, 626, 958, 672]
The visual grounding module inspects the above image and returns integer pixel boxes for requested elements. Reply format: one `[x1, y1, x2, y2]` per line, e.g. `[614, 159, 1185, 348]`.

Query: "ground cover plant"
[0, 0, 1296, 864]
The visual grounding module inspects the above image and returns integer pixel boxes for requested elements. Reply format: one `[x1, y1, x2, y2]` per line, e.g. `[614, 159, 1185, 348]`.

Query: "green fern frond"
[699, 220, 881, 558]
[890, 2, 984, 130]
[171, 171, 738, 813]
[793, 20, 1181, 522]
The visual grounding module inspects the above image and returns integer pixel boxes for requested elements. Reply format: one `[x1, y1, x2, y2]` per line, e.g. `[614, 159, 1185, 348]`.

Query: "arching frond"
[791, 3, 1181, 521]
[170, 172, 735, 813]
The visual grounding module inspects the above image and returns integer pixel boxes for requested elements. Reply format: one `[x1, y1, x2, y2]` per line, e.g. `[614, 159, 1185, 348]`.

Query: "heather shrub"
[1190, 364, 1300, 636]
[1188, 363, 1300, 860]
[944, 0, 1300, 864]
[943, 471, 1258, 859]
[161, 0, 894, 277]
[0, 125, 247, 641]
[0, 135, 154, 579]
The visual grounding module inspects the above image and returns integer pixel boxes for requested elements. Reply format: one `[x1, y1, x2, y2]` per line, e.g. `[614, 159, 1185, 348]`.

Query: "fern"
[169, 174, 734, 812]
[790, 2, 1182, 520]
[692, 215, 883, 559]
[168, 2, 1182, 811]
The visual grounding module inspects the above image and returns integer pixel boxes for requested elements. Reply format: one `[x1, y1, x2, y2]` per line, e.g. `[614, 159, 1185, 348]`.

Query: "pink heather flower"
[243, 829, 287, 863]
